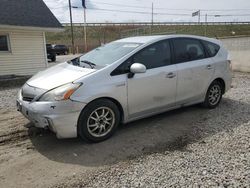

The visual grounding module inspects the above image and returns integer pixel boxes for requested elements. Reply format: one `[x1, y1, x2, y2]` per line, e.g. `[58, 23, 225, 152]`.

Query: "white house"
[0, 0, 63, 76]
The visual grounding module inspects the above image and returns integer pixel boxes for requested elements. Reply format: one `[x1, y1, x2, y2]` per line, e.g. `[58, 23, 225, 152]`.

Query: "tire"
[78, 99, 120, 143]
[64, 51, 68, 55]
[51, 55, 56, 62]
[202, 80, 223, 109]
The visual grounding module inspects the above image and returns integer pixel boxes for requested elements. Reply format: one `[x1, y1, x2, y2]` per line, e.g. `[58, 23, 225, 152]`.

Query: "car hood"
[27, 62, 96, 90]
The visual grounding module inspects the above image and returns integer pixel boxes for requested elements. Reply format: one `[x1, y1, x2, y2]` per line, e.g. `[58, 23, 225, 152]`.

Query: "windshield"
[78, 42, 142, 67]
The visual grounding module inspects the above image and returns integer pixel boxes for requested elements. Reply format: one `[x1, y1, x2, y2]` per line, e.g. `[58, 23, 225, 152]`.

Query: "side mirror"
[130, 63, 146, 74]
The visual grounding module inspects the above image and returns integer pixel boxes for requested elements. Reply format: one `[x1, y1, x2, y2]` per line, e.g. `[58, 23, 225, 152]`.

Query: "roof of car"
[116, 35, 221, 45]
[0, 0, 62, 29]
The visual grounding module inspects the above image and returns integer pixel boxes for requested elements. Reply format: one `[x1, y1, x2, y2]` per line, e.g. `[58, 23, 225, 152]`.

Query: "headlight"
[38, 83, 81, 101]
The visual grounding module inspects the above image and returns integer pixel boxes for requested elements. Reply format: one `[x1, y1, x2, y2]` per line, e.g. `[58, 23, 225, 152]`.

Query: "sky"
[43, 0, 250, 23]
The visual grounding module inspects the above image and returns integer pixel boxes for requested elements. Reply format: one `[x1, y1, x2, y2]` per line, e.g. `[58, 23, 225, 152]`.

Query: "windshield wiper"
[81, 60, 96, 69]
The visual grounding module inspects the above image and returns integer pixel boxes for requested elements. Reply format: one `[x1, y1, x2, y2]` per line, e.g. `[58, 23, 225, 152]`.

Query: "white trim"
[0, 24, 64, 32]
[42, 32, 48, 68]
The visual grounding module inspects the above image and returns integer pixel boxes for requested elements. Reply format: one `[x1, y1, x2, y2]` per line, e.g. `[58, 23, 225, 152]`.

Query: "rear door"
[172, 38, 215, 104]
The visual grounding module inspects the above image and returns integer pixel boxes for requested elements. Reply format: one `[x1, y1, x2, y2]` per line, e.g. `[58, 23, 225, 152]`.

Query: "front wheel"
[78, 99, 120, 143]
[202, 81, 223, 109]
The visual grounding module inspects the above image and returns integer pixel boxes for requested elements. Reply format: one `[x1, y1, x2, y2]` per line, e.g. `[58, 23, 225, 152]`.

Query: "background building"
[0, 0, 63, 76]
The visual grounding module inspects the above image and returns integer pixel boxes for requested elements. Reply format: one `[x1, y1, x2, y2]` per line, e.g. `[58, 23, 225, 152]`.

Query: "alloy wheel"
[208, 84, 221, 106]
[87, 107, 115, 138]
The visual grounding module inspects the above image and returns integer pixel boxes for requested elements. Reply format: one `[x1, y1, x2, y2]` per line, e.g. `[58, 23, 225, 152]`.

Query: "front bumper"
[17, 90, 86, 138]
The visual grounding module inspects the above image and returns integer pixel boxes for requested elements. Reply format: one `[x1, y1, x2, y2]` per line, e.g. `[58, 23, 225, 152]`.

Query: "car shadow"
[29, 98, 250, 167]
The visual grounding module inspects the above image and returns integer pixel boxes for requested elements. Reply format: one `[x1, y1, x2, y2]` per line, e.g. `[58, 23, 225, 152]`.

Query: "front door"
[127, 40, 177, 118]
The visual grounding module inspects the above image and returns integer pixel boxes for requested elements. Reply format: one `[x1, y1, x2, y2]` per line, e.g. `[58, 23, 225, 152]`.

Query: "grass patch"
[46, 24, 250, 53]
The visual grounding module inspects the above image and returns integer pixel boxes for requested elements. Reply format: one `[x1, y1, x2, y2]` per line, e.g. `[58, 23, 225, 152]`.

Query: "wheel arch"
[100, 97, 125, 122]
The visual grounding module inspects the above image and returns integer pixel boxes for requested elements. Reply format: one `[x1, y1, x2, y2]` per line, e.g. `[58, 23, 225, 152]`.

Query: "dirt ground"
[0, 72, 249, 188]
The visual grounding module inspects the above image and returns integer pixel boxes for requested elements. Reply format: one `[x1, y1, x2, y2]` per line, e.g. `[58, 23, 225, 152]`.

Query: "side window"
[132, 40, 171, 69]
[172, 38, 206, 63]
[0, 35, 10, 52]
[111, 40, 172, 76]
[202, 40, 220, 57]
[111, 58, 133, 76]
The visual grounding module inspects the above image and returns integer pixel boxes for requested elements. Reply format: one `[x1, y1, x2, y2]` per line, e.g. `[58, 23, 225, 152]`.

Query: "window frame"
[111, 39, 173, 76]
[170, 37, 209, 64]
[0, 33, 11, 53]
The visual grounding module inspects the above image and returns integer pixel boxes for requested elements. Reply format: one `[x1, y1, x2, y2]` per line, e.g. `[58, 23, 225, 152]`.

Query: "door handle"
[206, 65, 212, 70]
[116, 82, 126, 87]
[166, 72, 176, 78]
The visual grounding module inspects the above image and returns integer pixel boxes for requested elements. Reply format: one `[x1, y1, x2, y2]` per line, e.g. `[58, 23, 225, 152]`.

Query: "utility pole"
[151, 2, 154, 34]
[84, 7, 87, 52]
[198, 10, 201, 24]
[151, 2, 154, 26]
[205, 13, 208, 36]
[68, 0, 75, 54]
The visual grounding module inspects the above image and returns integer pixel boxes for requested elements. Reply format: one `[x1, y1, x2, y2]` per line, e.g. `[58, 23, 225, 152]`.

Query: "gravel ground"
[0, 72, 249, 188]
[69, 124, 249, 188]
[0, 87, 19, 111]
[56, 72, 250, 188]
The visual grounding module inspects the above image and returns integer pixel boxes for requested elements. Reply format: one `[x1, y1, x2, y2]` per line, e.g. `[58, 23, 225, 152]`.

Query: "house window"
[0, 35, 10, 52]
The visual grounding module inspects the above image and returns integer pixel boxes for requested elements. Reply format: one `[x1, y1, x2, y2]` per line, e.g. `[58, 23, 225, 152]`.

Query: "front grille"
[22, 96, 34, 102]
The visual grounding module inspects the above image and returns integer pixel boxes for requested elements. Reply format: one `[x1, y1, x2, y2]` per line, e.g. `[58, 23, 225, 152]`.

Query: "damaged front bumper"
[16, 90, 86, 138]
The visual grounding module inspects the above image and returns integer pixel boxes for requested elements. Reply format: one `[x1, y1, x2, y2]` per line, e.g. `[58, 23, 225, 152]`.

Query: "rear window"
[202, 40, 220, 57]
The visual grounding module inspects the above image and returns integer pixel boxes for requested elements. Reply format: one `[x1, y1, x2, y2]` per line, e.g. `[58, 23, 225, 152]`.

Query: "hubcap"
[208, 85, 221, 106]
[87, 107, 115, 137]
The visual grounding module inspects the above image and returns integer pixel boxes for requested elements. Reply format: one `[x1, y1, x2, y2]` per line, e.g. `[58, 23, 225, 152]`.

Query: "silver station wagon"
[17, 35, 232, 142]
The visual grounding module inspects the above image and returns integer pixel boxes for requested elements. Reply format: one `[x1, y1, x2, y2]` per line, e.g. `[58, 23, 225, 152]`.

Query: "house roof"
[0, 0, 63, 30]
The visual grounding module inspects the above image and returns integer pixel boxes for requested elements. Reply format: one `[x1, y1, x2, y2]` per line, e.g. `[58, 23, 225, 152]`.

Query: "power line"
[86, 0, 160, 10]
[207, 14, 250, 17]
[44, 0, 250, 15]
[44, 0, 250, 12]
[72, 7, 250, 17]
[86, 0, 250, 12]
[200, 9, 250, 12]
[87, 7, 191, 16]
[44, 1, 250, 18]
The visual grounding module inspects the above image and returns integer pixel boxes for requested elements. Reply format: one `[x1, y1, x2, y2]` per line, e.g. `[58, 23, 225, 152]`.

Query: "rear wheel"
[78, 99, 120, 142]
[203, 80, 223, 108]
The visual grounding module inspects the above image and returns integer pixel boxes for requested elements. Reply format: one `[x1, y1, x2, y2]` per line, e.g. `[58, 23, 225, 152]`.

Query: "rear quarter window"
[202, 40, 220, 57]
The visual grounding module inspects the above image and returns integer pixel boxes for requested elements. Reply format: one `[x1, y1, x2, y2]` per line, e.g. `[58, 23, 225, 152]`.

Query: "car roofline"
[114, 34, 222, 46]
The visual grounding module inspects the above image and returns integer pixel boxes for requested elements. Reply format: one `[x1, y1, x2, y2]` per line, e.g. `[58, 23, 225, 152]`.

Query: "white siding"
[0, 29, 47, 76]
